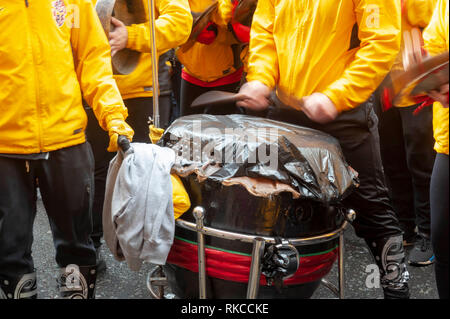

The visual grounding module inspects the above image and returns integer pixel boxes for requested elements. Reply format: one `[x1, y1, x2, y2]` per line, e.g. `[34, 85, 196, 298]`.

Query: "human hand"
[236, 80, 271, 111]
[300, 93, 338, 124]
[107, 118, 134, 152]
[109, 17, 128, 56]
[428, 83, 449, 108]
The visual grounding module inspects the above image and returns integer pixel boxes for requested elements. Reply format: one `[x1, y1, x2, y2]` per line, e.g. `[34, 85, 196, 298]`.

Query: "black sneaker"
[383, 283, 410, 299]
[408, 235, 435, 266]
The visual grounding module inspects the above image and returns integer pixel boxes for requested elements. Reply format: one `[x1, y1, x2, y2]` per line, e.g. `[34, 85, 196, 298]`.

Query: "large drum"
[157, 114, 358, 299]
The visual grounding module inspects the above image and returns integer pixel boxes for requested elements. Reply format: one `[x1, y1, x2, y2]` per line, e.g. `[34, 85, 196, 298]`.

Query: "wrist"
[320, 89, 344, 113]
[106, 114, 125, 129]
[125, 26, 136, 49]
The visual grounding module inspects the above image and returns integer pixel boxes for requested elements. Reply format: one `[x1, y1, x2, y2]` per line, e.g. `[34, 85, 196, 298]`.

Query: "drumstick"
[411, 28, 423, 66]
[146, 0, 160, 128]
[190, 91, 248, 108]
[402, 30, 413, 70]
[190, 88, 305, 111]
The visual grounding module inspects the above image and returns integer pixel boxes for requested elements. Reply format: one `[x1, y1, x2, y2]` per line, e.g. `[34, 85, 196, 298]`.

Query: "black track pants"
[430, 153, 449, 299]
[376, 104, 435, 237]
[0, 143, 97, 277]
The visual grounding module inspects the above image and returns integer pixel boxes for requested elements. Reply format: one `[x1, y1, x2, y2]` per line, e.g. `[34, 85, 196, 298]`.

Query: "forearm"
[126, 0, 192, 53]
[72, 0, 128, 130]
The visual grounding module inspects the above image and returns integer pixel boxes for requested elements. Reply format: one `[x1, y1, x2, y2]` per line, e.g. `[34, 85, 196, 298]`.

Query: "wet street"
[32, 196, 438, 299]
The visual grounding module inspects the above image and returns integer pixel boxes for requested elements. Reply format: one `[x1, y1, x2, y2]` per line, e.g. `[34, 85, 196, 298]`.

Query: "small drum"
[95, 0, 146, 75]
[155, 114, 358, 299]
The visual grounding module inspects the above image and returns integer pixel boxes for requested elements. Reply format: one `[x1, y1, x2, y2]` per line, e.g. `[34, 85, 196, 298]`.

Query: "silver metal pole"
[176, 218, 349, 246]
[146, 0, 160, 128]
[338, 231, 345, 299]
[193, 206, 207, 299]
[246, 237, 265, 299]
[320, 278, 339, 298]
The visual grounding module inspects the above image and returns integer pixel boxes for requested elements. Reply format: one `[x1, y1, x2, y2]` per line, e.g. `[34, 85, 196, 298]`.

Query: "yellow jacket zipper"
[25, 0, 44, 152]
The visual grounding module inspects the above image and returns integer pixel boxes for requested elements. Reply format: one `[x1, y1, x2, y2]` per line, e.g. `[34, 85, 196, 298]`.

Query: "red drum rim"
[167, 236, 338, 286]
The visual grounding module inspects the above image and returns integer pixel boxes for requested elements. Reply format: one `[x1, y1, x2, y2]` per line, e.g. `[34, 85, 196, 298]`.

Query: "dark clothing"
[0, 142, 97, 277]
[85, 108, 115, 248]
[170, 56, 183, 123]
[430, 153, 449, 299]
[159, 51, 174, 95]
[264, 95, 409, 296]
[265, 96, 403, 240]
[180, 79, 243, 116]
[123, 95, 172, 141]
[0, 153, 49, 160]
[375, 103, 435, 237]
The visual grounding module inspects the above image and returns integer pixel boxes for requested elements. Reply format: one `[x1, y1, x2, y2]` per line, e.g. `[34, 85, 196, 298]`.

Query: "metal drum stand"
[147, 206, 356, 299]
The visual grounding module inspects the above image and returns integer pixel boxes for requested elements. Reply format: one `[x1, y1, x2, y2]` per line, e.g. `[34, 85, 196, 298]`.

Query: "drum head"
[95, 0, 147, 75]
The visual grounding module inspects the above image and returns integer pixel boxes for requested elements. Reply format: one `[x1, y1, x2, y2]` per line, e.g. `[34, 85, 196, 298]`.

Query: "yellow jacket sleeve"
[405, 0, 438, 28]
[423, 0, 449, 56]
[245, 0, 279, 89]
[126, 0, 192, 54]
[322, 0, 402, 112]
[71, 0, 128, 130]
[423, 0, 449, 155]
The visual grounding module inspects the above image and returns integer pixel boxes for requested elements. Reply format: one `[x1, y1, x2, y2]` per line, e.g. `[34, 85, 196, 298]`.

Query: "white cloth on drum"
[103, 142, 176, 271]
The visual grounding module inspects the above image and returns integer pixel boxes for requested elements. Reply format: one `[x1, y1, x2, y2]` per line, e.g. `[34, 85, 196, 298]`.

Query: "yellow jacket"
[394, 0, 438, 107]
[0, 0, 128, 154]
[171, 174, 191, 219]
[111, 0, 192, 99]
[423, 0, 449, 155]
[246, 0, 402, 113]
[176, 0, 243, 83]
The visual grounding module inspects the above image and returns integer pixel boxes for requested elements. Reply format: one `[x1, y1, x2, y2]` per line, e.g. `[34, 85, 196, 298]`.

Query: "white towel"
[102, 143, 176, 271]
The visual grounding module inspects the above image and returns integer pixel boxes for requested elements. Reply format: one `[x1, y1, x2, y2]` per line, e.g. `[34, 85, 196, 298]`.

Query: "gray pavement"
[32, 196, 438, 299]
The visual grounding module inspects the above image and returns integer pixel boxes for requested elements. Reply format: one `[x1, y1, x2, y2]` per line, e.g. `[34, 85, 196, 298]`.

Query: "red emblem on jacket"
[52, 0, 67, 27]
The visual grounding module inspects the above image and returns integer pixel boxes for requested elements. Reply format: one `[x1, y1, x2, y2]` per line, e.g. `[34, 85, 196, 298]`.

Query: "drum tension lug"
[344, 209, 356, 223]
[261, 238, 300, 291]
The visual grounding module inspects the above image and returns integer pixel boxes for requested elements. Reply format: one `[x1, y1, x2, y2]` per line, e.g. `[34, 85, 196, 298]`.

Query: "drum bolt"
[346, 209, 356, 222]
[193, 206, 205, 222]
